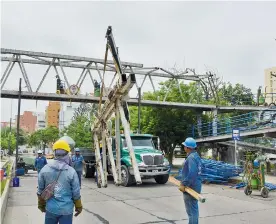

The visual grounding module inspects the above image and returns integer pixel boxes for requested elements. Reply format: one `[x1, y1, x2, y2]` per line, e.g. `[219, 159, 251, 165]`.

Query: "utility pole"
[8, 118, 12, 155]
[138, 87, 141, 134]
[15, 78, 22, 174]
[8, 99, 13, 155]
[257, 86, 261, 106]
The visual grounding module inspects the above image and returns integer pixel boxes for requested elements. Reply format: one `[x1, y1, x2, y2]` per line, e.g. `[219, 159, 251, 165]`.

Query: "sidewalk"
[3, 171, 102, 224]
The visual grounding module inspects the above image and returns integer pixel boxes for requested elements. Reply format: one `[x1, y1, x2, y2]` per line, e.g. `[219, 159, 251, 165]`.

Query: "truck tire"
[83, 164, 95, 178]
[121, 165, 134, 187]
[155, 174, 169, 184]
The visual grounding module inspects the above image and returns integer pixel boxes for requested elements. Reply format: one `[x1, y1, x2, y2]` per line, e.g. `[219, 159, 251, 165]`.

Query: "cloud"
[1, 1, 276, 121]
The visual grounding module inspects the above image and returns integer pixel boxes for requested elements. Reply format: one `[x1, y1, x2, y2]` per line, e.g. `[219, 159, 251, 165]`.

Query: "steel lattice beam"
[1, 57, 202, 81]
[2, 90, 275, 112]
[1, 48, 143, 68]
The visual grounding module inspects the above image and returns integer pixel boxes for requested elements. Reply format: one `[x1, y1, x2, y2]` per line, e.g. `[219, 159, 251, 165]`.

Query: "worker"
[179, 137, 202, 224]
[71, 148, 85, 187]
[37, 140, 82, 223]
[35, 150, 47, 174]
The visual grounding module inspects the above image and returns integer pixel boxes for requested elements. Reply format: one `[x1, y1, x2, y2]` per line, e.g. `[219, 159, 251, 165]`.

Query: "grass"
[0, 162, 12, 196]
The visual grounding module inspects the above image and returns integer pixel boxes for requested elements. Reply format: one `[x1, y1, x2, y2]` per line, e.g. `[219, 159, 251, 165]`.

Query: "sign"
[69, 84, 79, 95]
[232, 128, 240, 141]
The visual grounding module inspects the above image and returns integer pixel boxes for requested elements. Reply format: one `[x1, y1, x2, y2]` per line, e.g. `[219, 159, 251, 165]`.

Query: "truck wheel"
[155, 174, 169, 184]
[24, 168, 28, 174]
[121, 165, 134, 187]
[83, 164, 95, 178]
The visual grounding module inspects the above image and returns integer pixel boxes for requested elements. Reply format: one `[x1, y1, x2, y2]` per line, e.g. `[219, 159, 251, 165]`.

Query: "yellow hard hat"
[53, 140, 71, 152]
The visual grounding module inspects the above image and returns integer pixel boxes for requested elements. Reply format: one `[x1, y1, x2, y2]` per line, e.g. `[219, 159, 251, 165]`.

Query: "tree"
[129, 79, 210, 164]
[218, 82, 255, 106]
[73, 103, 98, 122]
[1, 127, 27, 146]
[0, 133, 16, 151]
[28, 126, 59, 150]
[0, 127, 26, 152]
[62, 116, 93, 148]
[61, 103, 97, 148]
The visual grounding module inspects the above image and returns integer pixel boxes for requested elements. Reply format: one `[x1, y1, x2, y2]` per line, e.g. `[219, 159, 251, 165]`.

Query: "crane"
[92, 26, 142, 188]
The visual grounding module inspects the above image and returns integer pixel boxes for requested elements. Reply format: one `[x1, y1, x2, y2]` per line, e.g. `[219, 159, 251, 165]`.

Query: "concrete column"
[197, 111, 202, 137]
[212, 109, 218, 136]
[212, 147, 218, 160]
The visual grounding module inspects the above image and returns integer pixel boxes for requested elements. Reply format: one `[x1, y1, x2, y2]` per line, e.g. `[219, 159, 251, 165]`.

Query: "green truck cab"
[109, 134, 170, 187]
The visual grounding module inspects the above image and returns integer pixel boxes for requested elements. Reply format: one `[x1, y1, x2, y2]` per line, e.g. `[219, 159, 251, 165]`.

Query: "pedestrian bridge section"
[2, 90, 276, 111]
[189, 110, 276, 143]
[218, 141, 276, 154]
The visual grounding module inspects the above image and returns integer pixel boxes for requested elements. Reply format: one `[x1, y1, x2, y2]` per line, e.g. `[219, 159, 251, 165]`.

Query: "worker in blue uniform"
[35, 150, 47, 174]
[179, 137, 202, 224]
[37, 140, 82, 224]
[71, 148, 85, 187]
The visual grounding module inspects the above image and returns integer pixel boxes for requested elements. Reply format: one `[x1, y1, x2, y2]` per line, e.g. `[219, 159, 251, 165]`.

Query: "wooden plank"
[168, 176, 206, 203]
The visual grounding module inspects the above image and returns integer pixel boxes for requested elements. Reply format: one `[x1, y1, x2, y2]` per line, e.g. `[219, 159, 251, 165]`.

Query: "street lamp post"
[8, 99, 13, 155]
[15, 78, 22, 174]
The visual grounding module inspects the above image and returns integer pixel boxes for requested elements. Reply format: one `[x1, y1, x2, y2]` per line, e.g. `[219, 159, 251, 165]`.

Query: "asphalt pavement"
[3, 170, 276, 224]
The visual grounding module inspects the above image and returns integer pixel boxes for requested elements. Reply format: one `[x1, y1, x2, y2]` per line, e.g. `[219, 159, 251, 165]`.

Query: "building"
[45, 102, 61, 128]
[264, 67, 276, 105]
[35, 112, 46, 130]
[15, 111, 37, 133]
[59, 102, 79, 130]
[1, 121, 15, 129]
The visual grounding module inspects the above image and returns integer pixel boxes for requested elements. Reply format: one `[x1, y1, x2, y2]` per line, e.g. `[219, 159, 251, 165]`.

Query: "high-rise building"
[264, 67, 276, 105]
[59, 102, 79, 131]
[15, 111, 37, 133]
[45, 102, 61, 128]
[35, 112, 46, 130]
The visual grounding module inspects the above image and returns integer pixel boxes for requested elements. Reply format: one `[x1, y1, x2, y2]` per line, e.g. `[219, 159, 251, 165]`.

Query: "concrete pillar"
[212, 109, 218, 136]
[197, 111, 202, 137]
[212, 147, 218, 160]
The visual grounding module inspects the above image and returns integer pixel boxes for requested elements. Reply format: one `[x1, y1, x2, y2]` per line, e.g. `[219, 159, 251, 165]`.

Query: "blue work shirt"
[37, 160, 81, 215]
[71, 155, 84, 172]
[35, 156, 47, 171]
[181, 150, 202, 193]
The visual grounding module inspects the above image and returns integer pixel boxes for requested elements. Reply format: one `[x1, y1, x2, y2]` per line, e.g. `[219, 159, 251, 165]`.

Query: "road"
[3, 171, 276, 224]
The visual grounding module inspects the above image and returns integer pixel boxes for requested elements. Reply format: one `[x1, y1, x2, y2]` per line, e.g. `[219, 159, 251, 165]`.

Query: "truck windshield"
[122, 137, 154, 148]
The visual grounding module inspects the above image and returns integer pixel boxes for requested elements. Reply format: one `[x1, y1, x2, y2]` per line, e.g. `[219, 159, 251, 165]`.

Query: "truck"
[81, 133, 170, 187]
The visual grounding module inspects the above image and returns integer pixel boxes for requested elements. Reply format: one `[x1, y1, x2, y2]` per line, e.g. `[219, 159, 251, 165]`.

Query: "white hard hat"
[38, 150, 43, 154]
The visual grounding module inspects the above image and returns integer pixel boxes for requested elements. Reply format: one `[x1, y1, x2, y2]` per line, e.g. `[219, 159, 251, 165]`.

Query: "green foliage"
[129, 80, 210, 164]
[219, 82, 255, 106]
[62, 103, 97, 148]
[28, 126, 59, 147]
[0, 163, 11, 195]
[62, 116, 93, 148]
[0, 134, 16, 151]
[0, 127, 27, 151]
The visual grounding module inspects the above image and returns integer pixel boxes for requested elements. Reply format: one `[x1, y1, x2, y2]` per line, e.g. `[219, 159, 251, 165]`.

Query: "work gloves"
[74, 198, 83, 217]
[37, 195, 46, 213]
[178, 184, 186, 192]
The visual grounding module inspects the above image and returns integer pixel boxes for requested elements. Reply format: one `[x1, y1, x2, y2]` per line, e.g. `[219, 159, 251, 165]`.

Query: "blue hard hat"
[182, 137, 197, 149]
[75, 148, 80, 152]
[253, 159, 259, 167]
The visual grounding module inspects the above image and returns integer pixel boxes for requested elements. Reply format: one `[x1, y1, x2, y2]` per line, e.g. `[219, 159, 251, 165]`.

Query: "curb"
[0, 158, 15, 223]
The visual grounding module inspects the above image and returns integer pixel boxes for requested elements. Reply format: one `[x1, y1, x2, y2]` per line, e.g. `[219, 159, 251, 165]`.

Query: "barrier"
[0, 158, 15, 223]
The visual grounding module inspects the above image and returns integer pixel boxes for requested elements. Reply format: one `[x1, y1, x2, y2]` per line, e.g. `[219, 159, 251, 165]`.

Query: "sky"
[1, 1, 276, 122]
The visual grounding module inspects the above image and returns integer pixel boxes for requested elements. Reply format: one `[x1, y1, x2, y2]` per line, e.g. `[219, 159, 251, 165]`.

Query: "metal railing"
[189, 111, 276, 138]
